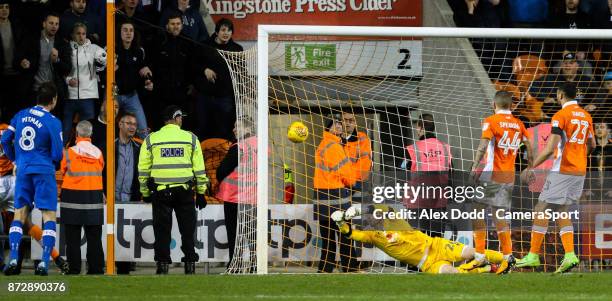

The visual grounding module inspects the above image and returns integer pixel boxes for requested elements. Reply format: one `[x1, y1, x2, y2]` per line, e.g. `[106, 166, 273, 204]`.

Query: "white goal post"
[254, 25, 611, 275]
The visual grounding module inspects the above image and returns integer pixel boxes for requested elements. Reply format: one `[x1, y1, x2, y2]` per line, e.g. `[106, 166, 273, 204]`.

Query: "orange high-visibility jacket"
[343, 131, 372, 181]
[314, 131, 356, 190]
[60, 137, 104, 191]
[0, 123, 14, 176]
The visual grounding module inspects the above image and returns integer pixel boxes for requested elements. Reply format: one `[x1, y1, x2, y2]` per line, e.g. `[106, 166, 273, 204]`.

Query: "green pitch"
[2, 273, 612, 300]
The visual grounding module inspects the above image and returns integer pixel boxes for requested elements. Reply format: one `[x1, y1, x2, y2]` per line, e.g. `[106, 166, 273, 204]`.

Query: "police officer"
[138, 105, 208, 275]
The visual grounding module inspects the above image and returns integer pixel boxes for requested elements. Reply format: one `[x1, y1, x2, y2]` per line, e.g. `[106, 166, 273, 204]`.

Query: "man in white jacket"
[62, 22, 106, 142]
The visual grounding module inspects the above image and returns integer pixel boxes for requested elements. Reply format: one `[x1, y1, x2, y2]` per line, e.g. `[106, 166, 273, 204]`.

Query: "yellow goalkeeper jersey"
[340, 224, 433, 267]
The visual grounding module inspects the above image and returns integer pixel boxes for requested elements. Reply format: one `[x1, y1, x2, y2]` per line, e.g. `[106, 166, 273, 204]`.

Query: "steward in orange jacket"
[59, 121, 105, 274]
[313, 114, 359, 273]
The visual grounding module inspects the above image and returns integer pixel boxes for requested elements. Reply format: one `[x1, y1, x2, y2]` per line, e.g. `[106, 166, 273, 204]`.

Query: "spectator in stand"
[584, 71, 612, 120]
[16, 12, 71, 108]
[116, 20, 153, 138]
[160, 0, 208, 43]
[149, 11, 193, 129]
[86, 0, 105, 20]
[113, 111, 141, 274]
[90, 97, 119, 154]
[551, 49, 594, 78]
[585, 121, 612, 200]
[590, 121, 612, 172]
[507, 0, 549, 27]
[0, 0, 27, 123]
[138, 0, 163, 25]
[60, 0, 103, 45]
[579, 0, 612, 28]
[549, 0, 589, 28]
[115, 0, 155, 50]
[606, 0, 612, 28]
[530, 52, 597, 108]
[194, 18, 243, 140]
[114, 111, 141, 203]
[63, 23, 107, 141]
[448, 0, 513, 80]
[10, 0, 50, 35]
[450, 0, 504, 28]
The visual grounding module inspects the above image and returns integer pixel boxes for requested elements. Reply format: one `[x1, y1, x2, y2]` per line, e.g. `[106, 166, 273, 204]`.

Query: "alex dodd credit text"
[372, 208, 580, 222]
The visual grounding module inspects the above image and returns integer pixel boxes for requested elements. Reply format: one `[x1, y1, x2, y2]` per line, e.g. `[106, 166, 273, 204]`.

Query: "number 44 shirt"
[550, 100, 594, 176]
[0, 106, 63, 175]
[480, 109, 530, 184]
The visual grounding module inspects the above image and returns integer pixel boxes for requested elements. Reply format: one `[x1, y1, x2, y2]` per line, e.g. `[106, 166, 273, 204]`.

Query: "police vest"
[527, 123, 554, 192]
[216, 136, 257, 204]
[139, 124, 208, 195]
[404, 138, 452, 208]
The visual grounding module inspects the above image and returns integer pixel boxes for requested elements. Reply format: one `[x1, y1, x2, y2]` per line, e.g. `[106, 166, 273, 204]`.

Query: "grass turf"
[1, 273, 611, 300]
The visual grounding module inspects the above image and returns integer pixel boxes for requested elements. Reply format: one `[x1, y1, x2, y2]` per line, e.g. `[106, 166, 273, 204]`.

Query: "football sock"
[8, 220, 23, 263]
[41, 221, 57, 267]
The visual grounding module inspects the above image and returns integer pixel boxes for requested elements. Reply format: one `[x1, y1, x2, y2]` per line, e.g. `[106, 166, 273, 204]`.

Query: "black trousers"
[64, 224, 104, 274]
[223, 202, 257, 271]
[315, 203, 359, 273]
[223, 202, 238, 264]
[151, 186, 198, 263]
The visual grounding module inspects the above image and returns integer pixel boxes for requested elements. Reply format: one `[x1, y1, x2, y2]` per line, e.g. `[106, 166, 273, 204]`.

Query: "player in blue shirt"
[1, 82, 64, 276]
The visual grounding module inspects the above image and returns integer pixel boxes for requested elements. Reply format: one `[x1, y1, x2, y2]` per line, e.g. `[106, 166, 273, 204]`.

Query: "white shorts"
[0, 174, 15, 212]
[539, 173, 585, 205]
[475, 182, 513, 209]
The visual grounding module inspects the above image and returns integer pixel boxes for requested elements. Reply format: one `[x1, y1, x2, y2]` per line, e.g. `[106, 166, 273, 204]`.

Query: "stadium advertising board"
[580, 205, 612, 259]
[31, 203, 612, 262]
[31, 204, 394, 262]
[208, 0, 423, 76]
[207, 0, 422, 40]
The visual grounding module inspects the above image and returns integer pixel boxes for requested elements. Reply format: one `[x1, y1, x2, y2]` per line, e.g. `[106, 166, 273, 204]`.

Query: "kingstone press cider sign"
[208, 0, 423, 76]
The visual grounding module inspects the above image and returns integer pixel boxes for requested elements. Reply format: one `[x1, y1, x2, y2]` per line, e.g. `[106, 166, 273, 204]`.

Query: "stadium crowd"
[449, 0, 611, 128]
[0, 0, 242, 274]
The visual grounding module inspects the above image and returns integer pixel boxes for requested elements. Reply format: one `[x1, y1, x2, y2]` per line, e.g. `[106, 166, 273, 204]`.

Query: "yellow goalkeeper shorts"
[420, 237, 465, 274]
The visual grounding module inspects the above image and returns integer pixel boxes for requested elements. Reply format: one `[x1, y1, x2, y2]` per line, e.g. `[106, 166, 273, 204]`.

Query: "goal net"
[221, 26, 612, 274]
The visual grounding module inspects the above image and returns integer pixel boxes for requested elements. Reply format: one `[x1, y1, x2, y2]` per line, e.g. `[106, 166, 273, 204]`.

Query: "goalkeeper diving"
[331, 205, 513, 274]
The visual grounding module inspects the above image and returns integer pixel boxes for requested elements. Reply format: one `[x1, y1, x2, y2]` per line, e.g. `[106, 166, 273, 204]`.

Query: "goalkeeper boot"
[156, 262, 169, 275]
[496, 255, 516, 275]
[555, 252, 579, 274]
[459, 264, 492, 274]
[3, 259, 20, 276]
[516, 252, 540, 268]
[35, 261, 48, 276]
[54, 256, 70, 275]
[184, 262, 196, 275]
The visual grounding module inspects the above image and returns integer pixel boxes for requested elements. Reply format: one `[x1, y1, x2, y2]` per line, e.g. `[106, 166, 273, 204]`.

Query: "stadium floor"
[1, 273, 611, 300]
